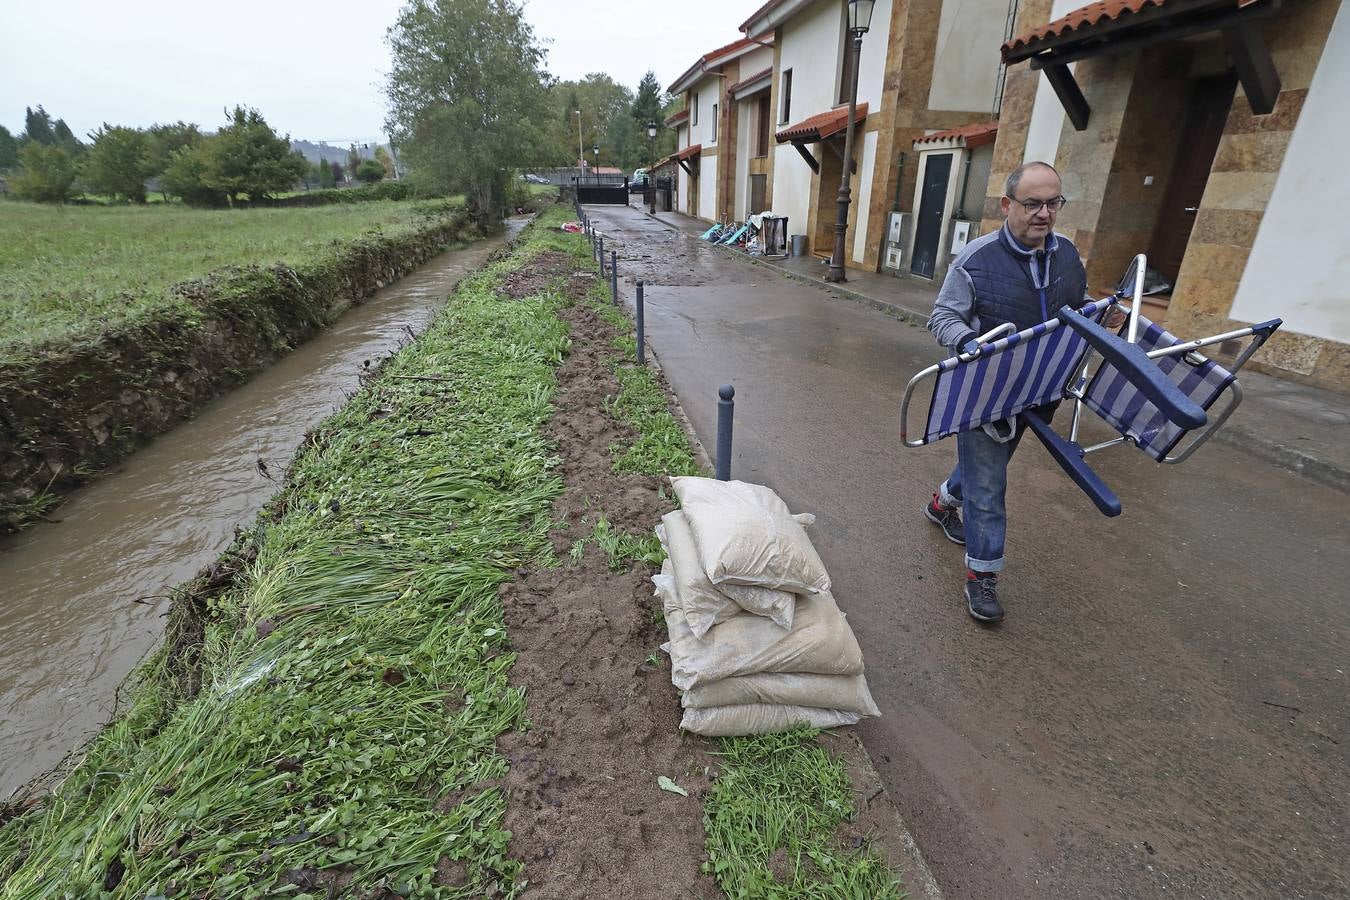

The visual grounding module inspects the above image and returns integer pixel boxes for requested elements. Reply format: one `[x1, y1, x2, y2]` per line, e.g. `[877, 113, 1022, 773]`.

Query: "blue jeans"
[937, 406, 1055, 573]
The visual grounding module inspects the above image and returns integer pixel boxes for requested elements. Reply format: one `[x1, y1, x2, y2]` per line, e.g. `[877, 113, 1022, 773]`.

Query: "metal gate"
[574, 175, 630, 205]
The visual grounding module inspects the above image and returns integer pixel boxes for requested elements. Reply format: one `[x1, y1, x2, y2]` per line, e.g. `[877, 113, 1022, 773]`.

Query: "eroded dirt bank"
[0, 208, 479, 531]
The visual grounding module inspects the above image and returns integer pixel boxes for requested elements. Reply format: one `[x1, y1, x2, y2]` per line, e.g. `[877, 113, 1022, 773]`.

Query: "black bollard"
[715, 385, 734, 481]
[610, 251, 618, 304]
[599, 235, 605, 273]
[635, 280, 645, 364]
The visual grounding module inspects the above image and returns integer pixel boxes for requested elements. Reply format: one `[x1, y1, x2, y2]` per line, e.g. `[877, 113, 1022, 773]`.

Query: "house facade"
[739, 0, 1019, 274]
[987, 0, 1347, 391]
[666, 37, 775, 222]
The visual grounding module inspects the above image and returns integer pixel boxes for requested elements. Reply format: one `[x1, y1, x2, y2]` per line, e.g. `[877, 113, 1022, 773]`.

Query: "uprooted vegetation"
[0, 205, 903, 898]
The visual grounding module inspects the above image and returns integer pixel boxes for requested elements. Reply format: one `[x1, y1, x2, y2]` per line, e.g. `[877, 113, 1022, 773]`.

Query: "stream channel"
[0, 218, 528, 798]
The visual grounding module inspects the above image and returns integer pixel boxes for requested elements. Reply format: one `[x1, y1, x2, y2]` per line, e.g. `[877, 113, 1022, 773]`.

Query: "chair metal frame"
[900, 253, 1282, 515]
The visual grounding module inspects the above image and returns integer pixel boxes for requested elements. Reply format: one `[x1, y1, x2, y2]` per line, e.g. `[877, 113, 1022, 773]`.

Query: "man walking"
[924, 161, 1088, 623]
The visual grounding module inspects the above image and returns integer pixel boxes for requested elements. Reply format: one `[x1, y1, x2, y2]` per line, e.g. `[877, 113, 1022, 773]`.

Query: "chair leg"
[1023, 410, 1123, 517]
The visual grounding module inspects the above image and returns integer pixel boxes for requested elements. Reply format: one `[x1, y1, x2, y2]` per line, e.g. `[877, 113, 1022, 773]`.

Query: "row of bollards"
[576, 204, 734, 481]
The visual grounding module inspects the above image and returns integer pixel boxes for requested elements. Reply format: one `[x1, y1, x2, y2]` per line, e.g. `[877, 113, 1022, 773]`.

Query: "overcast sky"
[1, 0, 754, 144]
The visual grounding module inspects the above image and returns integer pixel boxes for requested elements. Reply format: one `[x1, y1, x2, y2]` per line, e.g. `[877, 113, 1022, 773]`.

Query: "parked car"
[522, 173, 551, 185]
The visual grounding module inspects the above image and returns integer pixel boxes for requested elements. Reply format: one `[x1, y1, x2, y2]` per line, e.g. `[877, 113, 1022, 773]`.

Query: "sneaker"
[965, 571, 1004, 623]
[924, 495, 966, 545]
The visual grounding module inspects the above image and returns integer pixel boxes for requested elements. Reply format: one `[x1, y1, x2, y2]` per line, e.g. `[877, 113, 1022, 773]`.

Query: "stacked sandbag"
[654, 476, 880, 737]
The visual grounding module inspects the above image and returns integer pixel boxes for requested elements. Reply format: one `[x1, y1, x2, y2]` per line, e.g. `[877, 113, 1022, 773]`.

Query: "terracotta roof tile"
[729, 67, 773, 95]
[914, 121, 999, 148]
[775, 103, 869, 144]
[1002, 0, 1247, 57]
[675, 143, 704, 161]
[666, 35, 772, 93]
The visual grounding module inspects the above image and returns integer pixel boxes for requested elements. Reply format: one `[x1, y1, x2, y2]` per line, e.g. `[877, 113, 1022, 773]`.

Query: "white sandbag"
[680, 703, 863, 737]
[660, 510, 793, 636]
[657, 581, 863, 691]
[681, 672, 880, 717]
[670, 476, 830, 594]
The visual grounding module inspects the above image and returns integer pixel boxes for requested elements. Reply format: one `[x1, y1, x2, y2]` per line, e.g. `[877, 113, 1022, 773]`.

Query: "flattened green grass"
[0, 199, 460, 350]
[0, 209, 571, 898]
[572, 226, 903, 899]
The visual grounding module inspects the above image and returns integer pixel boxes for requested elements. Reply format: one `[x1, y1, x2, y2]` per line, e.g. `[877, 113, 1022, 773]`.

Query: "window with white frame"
[691, 92, 699, 126]
[711, 103, 718, 142]
[780, 70, 792, 123]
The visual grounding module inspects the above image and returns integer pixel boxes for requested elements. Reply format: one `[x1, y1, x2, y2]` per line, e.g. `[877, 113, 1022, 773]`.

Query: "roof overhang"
[1003, 0, 1282, 130]
[675, 143, 704, 161]
[663, 108, 689, 128]
[775, 103, 869, 144]
[740, 0, 814, 38]
[730, 67, 773, 100]
[913, 121, 999, 151]
[666, 36, 773, 94]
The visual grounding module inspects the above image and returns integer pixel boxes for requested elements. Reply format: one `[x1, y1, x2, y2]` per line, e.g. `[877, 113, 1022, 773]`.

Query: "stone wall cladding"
[1167, 0, 1344, 391]
[0, 210, 476, 530]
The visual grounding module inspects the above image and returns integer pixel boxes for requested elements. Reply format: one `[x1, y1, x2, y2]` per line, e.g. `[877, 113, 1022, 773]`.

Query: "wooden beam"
[1224, 21, 1280, 115]
[1028, 2, 1279, 70]
[1044, 63, 1090, 131]
[678, 158, 693, 176]
[823, 138, 858, 175]
[792, 141, 820, 174]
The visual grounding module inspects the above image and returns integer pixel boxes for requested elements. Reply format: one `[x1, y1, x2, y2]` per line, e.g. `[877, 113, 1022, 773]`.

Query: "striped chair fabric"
[1082, 317, 1235, 461]
[921, 298, 1114, 444]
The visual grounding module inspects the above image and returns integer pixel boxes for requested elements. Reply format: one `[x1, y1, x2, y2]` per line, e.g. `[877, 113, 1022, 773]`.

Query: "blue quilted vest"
[965, 225, 1087, 333]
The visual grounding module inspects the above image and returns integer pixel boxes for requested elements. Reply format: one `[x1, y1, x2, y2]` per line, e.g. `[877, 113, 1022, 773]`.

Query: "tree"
[330, 160, 344, 185]
[0, 126, 17, 170]
[631, 71, 664, 126]
[10, 142, 76, 203]
[356, 159, 385, 183]
[23, 106, 56, 146]
[53, 119, 83, 157]
[346, 144, 363, 180]
[206, 106, 309, 203]
[83, 124, 154, 202]
[386, 0, 553, 220]
[550, 73, 634, 169]
[317, 159, 336, 188]
[374, 145, 395, 179]
[161, 144, 224, 206]
[145, 122, 203, 176]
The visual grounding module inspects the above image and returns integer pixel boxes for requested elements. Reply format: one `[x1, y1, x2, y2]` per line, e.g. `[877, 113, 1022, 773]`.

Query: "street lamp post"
[593, 144, 599, 173]
[575, 110, 583, 170]
[647, 122, 658, 213]
[826, 0, 875, 284]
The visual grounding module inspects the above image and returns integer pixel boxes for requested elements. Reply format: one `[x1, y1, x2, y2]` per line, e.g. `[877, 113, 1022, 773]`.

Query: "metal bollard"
[610, 251, 618, 304]
[715, 384, 734, 481]
[599, 235, 605, 272]
[635, 280, 645, 364]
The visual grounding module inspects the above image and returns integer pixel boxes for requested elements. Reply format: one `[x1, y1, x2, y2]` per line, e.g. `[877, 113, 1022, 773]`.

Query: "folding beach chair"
[900, 255, 1282, 516]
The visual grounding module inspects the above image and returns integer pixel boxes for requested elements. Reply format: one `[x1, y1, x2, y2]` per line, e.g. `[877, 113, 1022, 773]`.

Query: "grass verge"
[571, 224, 906, 899]
[0, 211, 570, 897]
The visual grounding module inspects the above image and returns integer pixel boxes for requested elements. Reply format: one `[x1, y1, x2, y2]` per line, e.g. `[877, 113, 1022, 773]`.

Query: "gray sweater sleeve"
[927, 265, 980, 351]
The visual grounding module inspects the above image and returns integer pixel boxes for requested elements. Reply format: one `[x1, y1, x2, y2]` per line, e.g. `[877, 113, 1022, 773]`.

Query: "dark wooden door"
[911, 153, 952, 278]
[749, 174, 767, 214]
[1150, 75, 1237, 282]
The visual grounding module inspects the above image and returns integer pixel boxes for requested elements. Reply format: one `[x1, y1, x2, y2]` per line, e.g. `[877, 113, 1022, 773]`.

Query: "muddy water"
[0, 219, 526, 799]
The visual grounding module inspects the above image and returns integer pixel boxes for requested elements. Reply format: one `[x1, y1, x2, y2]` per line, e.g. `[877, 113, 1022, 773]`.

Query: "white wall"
[690, 74, 721, 146]
[740, 45, 774, 78]
[1021, 0, 1083, 165]
[927, 0, 1009, 112]
[852, 130, 878, 262]
[778, 0, 844, 120]
[1229, 0, 1350, 343]
[774, 143, 814, 239]
[855, 0, 893, 109]
[699, 155, 719, 222]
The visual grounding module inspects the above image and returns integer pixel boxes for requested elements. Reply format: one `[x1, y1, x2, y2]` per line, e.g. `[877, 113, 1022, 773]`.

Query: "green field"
[0, 199, 461, 351]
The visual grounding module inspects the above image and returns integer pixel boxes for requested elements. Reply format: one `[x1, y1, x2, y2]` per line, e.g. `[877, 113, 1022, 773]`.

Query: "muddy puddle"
[0, 218, 527, 798]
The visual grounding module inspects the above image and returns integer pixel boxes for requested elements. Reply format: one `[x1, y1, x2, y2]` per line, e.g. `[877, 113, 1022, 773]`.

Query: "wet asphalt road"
[582, 202, 1349, 900]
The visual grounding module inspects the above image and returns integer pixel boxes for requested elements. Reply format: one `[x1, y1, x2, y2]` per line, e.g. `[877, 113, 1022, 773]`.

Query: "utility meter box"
[950, 219, 977, 256]
[884, 212, 911, 271]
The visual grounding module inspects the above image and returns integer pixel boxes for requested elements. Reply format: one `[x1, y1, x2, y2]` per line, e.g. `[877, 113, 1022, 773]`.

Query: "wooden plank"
[1043, 63, 1091, 131]
[1224, 22, 1281, 115]
[793, 141, 821, 174]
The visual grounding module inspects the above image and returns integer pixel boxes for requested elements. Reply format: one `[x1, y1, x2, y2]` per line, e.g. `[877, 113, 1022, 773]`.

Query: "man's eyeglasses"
[1007, 195, 1067, 213]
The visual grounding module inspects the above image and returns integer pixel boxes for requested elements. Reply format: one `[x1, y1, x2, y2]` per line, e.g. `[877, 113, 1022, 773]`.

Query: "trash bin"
[791, 234, 809, 257]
